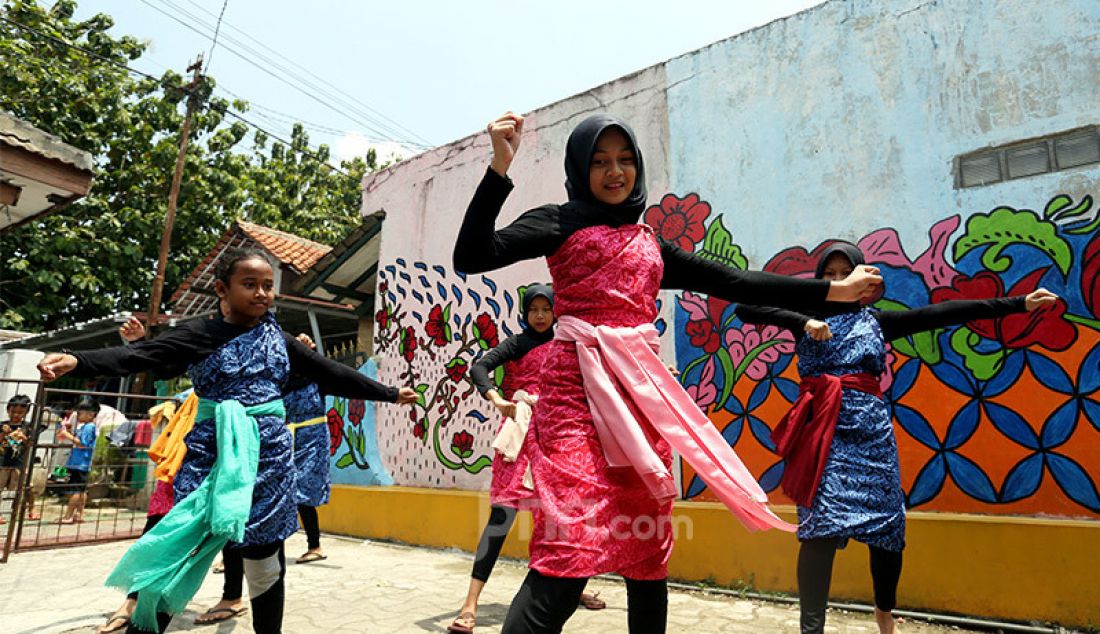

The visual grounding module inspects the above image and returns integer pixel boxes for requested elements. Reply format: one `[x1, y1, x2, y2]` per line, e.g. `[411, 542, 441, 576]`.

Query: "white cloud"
[332, 133, 414, 165]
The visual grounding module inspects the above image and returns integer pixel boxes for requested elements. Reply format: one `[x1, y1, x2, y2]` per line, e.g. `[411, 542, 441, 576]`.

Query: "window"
[1055, 130, 1100, 169]
[1005, 142, 1050, 179]
[956, 126, 1100, 188]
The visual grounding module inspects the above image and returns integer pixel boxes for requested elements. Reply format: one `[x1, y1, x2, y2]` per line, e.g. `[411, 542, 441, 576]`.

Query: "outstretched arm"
[38, 323, 205, 382]
[285, 335, 415, 404]
[659, 241, 882, 310]
[875, 289, 1057, 341]
[736, 305, 833, 341]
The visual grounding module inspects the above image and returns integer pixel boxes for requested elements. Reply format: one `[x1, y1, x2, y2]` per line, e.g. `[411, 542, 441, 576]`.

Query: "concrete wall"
[326, 0, 1100, 625]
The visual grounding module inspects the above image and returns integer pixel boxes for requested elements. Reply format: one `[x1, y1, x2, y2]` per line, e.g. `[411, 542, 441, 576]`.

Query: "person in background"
[0, 394, 40, 522]
[57, 396, 100, 524]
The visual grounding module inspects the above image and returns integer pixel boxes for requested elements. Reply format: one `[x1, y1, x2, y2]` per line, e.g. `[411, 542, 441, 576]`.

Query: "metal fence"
[1, 379, 173, 563]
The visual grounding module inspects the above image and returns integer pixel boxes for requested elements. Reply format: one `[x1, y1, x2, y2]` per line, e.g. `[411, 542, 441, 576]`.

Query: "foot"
[26, 511, 40, 520]
[874, 608, 899, 633]
[579, 591, 606, 610]
[212, 559, 225, 574]
[97, 600, 136, 634]
[446, 610, 476, 633]
[195, 599, 247, 625]
[295, 548, 327, 564]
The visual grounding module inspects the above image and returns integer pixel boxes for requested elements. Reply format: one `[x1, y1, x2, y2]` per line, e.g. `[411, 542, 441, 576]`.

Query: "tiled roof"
[168, 221, 332, 315]
[236, 221, 331, 273]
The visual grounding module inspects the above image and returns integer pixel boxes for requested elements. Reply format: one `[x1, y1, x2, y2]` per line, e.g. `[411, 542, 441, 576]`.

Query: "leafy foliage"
[0, 0, 384, 330]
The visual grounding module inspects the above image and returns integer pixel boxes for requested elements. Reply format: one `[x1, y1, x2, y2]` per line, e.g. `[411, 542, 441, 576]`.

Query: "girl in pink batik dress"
[448, 285, 607, 634]
[453, 112, 882, 634]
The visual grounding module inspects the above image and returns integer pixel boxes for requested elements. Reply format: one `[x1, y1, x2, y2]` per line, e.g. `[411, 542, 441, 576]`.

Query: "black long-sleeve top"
[453, 168, 833, 311]
[469, 329, 553, 397]
[69, 316, 399, 402]
[736, 296, 1029, 343]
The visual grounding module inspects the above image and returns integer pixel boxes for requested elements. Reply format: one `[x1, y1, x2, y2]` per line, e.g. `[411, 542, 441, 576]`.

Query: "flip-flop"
[446, 611, 476, 633]
[194, 606, 248, 625]
[295, 552, 328, 564]
[97, 614, 131, 633]
[579, 591, 606, 610]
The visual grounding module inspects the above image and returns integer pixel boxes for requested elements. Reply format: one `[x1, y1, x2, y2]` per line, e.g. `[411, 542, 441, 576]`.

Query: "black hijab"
[561, 113, 648, 226]
[813, 241, 865, 317]
[520, 283, 555, 345]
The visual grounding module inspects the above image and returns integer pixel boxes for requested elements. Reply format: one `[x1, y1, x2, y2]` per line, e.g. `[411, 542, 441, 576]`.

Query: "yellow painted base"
[318, 485, 1099, 628]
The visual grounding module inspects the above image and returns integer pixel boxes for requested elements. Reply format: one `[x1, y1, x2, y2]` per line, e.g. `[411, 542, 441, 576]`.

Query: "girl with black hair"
[736, 241, 1057, 634]
[453, 112, 882, 634]
[38, 248, 417, 634]
[448, 284, 604, 634]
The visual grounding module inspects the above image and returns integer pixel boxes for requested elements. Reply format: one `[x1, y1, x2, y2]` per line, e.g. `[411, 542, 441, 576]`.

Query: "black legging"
[471, 505, 517, 582]
[126, 541, 287, 634]
[797, 538, 903, 634]
[222, 544, 245, 600]
[298, 504, 321, 550]
[501, 569, 667, 634]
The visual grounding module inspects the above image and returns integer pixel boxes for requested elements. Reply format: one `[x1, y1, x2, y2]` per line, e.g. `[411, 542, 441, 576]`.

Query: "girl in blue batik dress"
[37, 249, 417, 634]
[284, 380, 332, 564]
[736, 242, 1057, 634]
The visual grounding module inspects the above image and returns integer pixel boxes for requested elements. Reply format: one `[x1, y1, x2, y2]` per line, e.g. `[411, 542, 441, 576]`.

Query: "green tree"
[0, 0, 380, 331]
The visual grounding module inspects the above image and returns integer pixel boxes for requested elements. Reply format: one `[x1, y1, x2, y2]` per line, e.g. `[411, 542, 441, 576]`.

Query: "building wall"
[332, 0, 1100, 623]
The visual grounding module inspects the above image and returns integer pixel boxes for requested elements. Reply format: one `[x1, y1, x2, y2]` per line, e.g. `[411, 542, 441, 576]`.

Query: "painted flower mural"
[669, 192, 1100, 517]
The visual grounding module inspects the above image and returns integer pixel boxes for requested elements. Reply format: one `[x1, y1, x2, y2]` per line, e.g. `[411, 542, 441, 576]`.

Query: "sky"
[69, 0, 825, 162]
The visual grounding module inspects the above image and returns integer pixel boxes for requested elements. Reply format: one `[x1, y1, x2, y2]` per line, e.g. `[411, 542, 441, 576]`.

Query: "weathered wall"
[326, 0, 1100, 623]
[353, 0, 1100, 520]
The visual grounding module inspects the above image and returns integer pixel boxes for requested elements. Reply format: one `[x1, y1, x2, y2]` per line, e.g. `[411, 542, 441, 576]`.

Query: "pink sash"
[555, 315, 795, 532]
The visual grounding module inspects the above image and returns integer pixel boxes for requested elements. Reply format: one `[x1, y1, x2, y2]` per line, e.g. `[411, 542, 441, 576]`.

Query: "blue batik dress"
[173, 313, 299, 546]
[285, 383, 331, 507]
[794, 309, 906, 552]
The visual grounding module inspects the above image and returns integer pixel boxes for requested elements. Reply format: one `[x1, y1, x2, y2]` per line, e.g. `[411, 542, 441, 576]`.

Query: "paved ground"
[0, 533, 1002, 633]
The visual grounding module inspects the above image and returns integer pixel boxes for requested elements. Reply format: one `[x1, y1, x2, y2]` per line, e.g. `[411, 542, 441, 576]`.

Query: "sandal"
[96, 614, 131, 633]
[579, 591, 606, 610]
[446, 611, 476, 633]
[295, 551, 328, 564]
[194, 606, 248, 625]
[212, 560, 224, 574]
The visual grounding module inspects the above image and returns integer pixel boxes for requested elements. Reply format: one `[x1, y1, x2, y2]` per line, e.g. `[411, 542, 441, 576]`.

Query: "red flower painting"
[643, 193, 709, 252]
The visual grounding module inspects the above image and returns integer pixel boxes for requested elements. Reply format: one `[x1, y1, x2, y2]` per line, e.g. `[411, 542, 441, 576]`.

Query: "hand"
[1025, 288, 1059, 311]
[488, 112, 524, 177]
[828, 265, 882, 303]
[118, 316, 146, 342]
[296, 333, 316, 350]
[804, 319, 833, 341]
[37, 353, 78, 382]
[395, 387, 418, 405]
[493, 398, 517, 420]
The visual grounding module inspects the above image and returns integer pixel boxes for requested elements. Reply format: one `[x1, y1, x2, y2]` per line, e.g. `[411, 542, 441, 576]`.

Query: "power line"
[180, 0, 434, 148]
[0, 12, 358, 179]
[204, 0, 229, 71]
[144, 0, 433, 149]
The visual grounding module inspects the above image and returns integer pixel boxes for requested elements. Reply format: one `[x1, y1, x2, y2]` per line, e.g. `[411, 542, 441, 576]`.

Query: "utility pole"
[146, 55, 204, 338]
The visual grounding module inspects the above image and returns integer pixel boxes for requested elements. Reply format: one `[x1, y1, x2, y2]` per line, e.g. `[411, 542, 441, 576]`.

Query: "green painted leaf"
[493, 365, 505, 388]
[335, 453, 355, 469]
[463, 455, 494, 474]
[949, 327, 1006, 382]
[953, 207, 1072, 275]
[715, 348, 737, 407]
[697, 217, 748, 270]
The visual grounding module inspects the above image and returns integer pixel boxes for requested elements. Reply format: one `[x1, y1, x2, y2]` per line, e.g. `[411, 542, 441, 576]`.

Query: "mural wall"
[345, 0, 1100, 519]
[670, 191, 1100, 518]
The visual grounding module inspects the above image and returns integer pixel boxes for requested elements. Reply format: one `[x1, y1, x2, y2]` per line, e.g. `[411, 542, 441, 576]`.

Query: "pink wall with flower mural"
[660, 191, 1100, 518]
